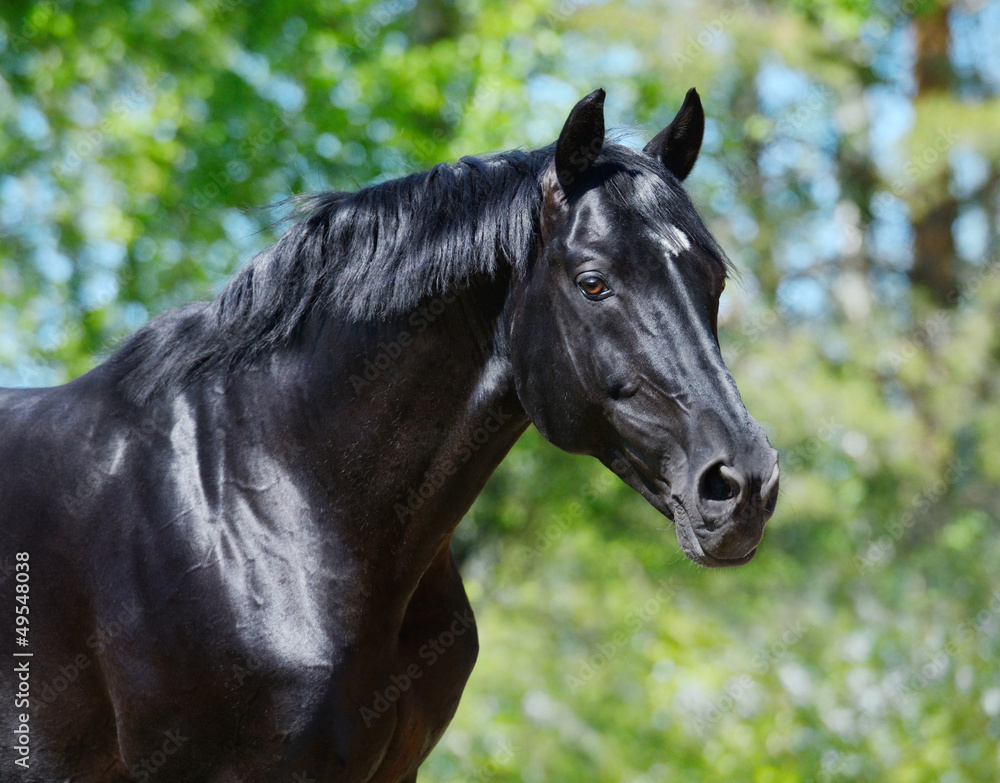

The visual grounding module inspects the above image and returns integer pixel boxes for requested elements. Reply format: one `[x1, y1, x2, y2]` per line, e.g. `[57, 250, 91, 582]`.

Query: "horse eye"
[577, 274, 612, 301]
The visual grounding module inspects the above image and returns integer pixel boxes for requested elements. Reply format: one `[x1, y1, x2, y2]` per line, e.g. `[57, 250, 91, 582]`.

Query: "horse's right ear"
[554, 89, 606, 195]
[643, 87, 704, 181]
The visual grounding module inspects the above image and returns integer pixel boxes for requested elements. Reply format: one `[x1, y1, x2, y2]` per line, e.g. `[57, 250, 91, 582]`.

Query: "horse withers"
[0, 88, 778, 782]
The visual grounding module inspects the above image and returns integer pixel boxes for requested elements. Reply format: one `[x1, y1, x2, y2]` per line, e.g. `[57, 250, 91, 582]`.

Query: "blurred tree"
[912, 4, 959, 305]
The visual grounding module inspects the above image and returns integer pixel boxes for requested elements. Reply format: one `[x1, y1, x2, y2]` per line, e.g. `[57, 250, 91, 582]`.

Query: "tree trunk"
[910, 6, 959, 307]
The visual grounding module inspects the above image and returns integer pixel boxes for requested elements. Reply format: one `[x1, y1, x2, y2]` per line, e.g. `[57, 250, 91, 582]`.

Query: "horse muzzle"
[670, 451, 780, 567]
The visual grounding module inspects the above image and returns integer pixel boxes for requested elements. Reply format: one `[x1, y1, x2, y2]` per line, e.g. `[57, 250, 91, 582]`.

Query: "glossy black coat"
[0, 89, 778, 781]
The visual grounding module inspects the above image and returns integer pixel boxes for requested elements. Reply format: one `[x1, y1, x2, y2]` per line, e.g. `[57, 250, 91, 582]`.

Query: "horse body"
[1, 279, 528, 780]
[1, 89, 780, 781]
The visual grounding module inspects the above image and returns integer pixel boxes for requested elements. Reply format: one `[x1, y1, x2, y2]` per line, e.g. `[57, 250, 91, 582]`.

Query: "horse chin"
[670, 499, 758, 569]
[610, 459, 757, 569]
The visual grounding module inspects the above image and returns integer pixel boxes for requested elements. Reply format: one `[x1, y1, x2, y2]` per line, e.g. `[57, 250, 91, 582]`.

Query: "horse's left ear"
[643, 87, 704, 181]
[554, 88, 606, 194]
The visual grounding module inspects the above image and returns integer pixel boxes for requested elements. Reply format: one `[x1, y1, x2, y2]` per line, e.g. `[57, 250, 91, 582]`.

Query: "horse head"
[510, 89, 779, 567]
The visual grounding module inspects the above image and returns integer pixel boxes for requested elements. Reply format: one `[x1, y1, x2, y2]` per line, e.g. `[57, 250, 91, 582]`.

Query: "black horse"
[0, 89, 778, 782]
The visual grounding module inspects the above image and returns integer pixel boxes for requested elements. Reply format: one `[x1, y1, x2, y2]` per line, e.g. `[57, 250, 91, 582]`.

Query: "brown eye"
[576, 273, 612, 301]
[721, 278, 727, 293]
[581, 278, 605, 295]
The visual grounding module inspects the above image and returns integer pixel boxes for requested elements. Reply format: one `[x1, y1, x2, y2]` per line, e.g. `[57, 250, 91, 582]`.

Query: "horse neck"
[290, 275, 530, 583]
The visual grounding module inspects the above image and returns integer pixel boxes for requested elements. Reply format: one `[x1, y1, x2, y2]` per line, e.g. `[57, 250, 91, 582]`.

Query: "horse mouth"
[648, 485, 757, 568]
[670, 499, 758, 568]
[607, 452, 760, 569]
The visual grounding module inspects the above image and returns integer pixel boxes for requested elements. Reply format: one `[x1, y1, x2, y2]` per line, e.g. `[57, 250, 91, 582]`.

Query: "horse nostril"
[761, 462, 780, 517]
[699, 462, 744, 504]
[764, 483, 778, 516]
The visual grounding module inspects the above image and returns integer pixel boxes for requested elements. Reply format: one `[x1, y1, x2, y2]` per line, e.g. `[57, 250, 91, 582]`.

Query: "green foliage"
[2, 0, 999, 780]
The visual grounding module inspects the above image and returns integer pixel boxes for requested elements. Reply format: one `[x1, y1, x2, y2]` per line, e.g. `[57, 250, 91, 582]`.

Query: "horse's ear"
[643, 87, 704, 181]
[554, 88, 606, 194]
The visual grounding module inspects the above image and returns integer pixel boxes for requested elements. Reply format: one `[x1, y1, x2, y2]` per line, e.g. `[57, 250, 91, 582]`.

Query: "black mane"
[110, 140, 726, 404]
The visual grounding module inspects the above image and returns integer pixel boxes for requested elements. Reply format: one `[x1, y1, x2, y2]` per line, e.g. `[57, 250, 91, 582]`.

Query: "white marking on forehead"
[662, 241, 746, 414]
[658, 225, 692, 257]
